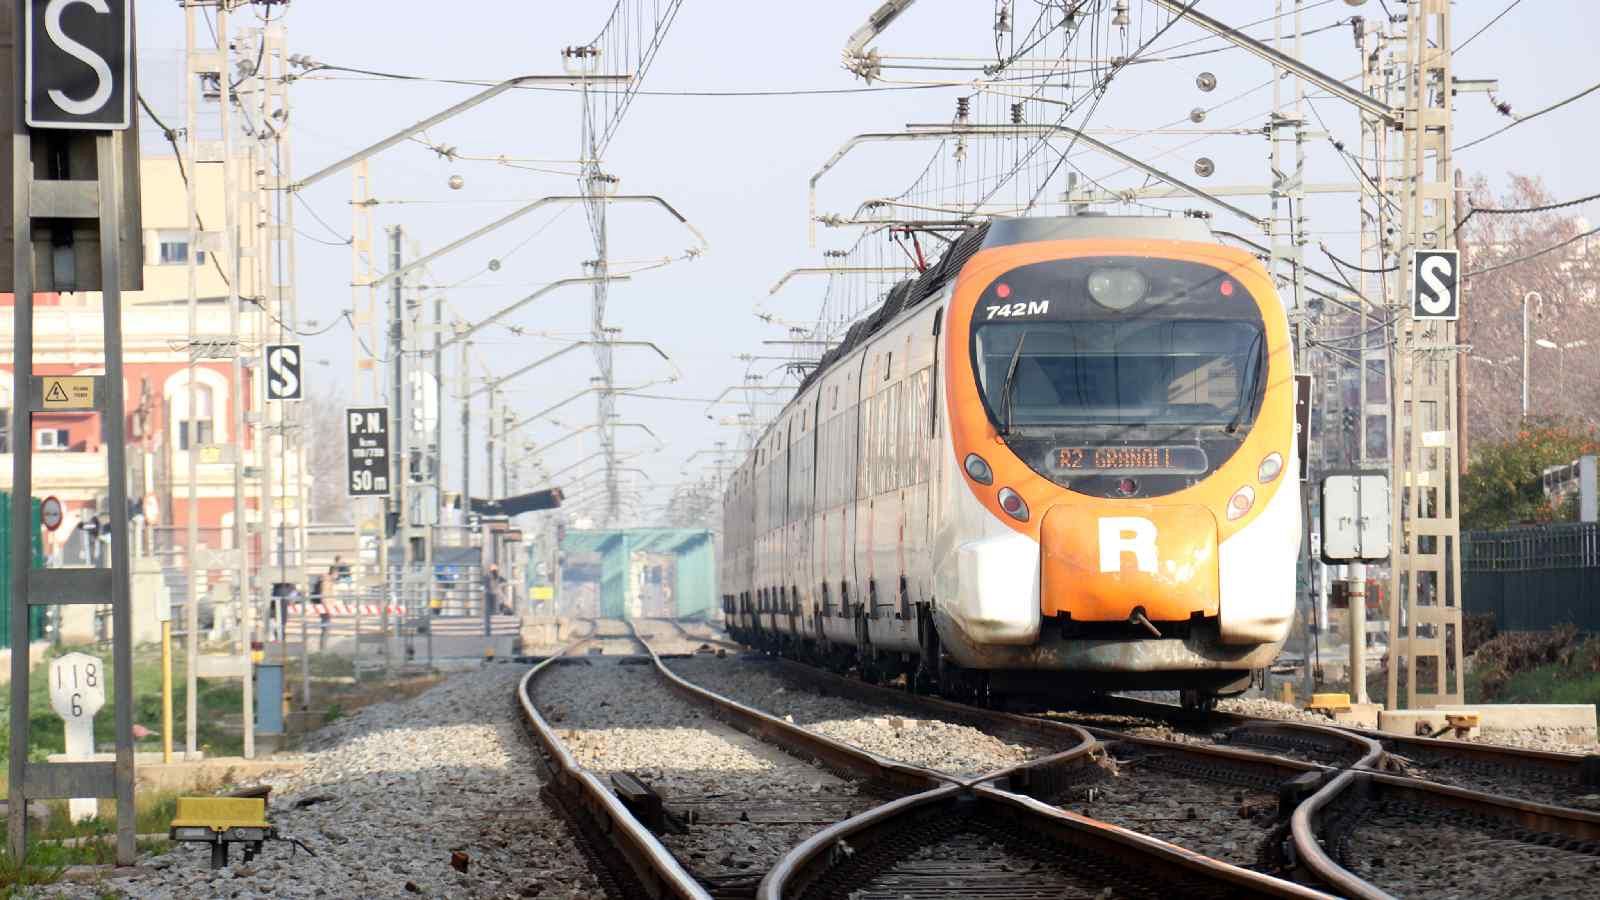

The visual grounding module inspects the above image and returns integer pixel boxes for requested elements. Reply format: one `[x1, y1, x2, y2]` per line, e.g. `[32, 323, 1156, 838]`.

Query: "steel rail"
[634, 617, 745, 655]
[1290, 769, 1600, 900]
[629, 620, 957, 794]
[760, 778, 1335, 899]
[516, 628, 706, 899]
[656, 646, 1346, 896]
[1084, 692, 1600, 808]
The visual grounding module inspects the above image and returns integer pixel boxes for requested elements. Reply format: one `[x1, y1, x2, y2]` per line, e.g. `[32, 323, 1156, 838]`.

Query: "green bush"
[1471, 624, 1582, 698]
[1461, 421, 1600, 530]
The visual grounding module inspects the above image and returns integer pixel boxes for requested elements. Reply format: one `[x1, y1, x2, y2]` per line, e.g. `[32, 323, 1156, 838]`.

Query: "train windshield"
[970, 256, 1267, 430]
[974, 320, 1262, 428]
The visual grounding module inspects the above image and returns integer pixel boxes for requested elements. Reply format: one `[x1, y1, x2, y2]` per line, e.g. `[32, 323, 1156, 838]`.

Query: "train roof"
[982, 214, 1214, 247]
[793, 214, 1213, 398]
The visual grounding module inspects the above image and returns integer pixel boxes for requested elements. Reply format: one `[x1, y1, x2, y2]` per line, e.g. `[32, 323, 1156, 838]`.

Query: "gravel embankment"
[535, 658, 880, 884]
[666, 655, 1068, 778]
[45, 665, 602, 899]
[1341, 805, 1600, 898]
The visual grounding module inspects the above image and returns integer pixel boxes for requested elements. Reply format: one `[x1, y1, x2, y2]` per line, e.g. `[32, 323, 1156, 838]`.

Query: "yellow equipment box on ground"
[169, 797, 275, 868]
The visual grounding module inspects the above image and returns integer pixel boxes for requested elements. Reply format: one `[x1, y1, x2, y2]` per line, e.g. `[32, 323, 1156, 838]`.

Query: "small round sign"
[41, 496, 63, 532]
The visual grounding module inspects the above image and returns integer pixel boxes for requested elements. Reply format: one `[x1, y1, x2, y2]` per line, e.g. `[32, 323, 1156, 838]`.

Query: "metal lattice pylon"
[1387, 0, 1464, 708]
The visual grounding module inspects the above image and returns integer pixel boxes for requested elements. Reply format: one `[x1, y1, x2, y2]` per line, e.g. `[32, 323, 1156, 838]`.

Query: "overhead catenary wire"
[1456, 79, 1600, 153]
[1454, 0, 1525, 53]
[1462, 223, 1600, 281]
[1453, 189, 1600, 234]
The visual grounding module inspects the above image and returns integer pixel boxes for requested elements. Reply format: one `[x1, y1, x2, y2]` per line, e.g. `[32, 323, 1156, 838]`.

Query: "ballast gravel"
[1343, 810, 1600, 898]
[41, 664, 603, 899]
[664, 655, 1065, 778]
[535, 658, 879, 884]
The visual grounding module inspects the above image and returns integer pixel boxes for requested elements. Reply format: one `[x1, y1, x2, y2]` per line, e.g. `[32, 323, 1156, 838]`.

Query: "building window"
[178, 384, 215, 449]
[36, 428, 70, 451]
[156, 230, 204, 266]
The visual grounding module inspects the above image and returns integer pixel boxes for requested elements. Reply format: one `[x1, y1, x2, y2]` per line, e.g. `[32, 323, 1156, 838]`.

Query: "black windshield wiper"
[999, 328, 1030, 436]
[1226, 330, 1266, 434]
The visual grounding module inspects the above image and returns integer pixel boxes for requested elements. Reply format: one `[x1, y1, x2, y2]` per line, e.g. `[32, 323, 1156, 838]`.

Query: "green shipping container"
[0, 493, 49, 649]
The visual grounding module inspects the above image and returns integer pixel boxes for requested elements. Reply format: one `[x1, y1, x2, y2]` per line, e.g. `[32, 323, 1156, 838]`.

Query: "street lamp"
[1522, 291, 1543, 418]
[1534, 338, 1589, 405]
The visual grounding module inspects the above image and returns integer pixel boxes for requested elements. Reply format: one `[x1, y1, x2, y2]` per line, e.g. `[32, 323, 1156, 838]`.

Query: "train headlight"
[1227, 484, 1256, 521]
[964, 453, 994, 485]
[1087, 268, 1148, 310]
[1257, 452, 1283, 483]
[997, 487, 1029, 522]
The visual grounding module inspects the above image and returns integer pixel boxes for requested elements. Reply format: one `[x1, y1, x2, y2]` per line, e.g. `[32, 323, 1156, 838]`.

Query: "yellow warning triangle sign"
[44, 381, 70, 403]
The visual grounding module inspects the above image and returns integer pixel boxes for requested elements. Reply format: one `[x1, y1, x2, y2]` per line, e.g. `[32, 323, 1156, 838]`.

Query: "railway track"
[668, 650, 1373, 886]
[1297, 767, 1600, 899]
[1371, 730, 1600, 812]
[635, 616, 745, 656]
[1085, 693, 1600, 811]
[525, 622, 1600, 897]
[567, 617, 649, 656]
[520, 624, 1328, 899]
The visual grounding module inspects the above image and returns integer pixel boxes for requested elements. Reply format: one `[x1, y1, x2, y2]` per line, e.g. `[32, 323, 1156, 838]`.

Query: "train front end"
[937, 218, 1299, 696]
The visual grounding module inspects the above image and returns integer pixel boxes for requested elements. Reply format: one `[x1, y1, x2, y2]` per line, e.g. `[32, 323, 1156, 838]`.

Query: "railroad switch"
[1580, 755, 1600, 790]
[1276, 771, 1326, 819]
[169, 797, 276, 869]
[611, 772, 665, 831]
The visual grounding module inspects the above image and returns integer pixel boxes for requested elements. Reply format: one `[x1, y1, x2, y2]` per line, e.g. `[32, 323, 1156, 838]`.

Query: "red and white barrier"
[288, 603, 405, 616]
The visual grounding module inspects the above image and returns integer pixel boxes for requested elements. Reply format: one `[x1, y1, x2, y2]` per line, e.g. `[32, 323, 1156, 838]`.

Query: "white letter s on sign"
[1417, 254, 1454, 316]
[45, 0, 114, 117]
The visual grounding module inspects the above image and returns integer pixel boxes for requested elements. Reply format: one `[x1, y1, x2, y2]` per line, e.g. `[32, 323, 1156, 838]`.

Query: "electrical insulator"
[1010, 103, 1024, 124]
[956, 96, 970, 122]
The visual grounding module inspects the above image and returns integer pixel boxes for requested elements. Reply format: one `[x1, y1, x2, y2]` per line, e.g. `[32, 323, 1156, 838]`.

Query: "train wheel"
[908, 655, 935, 695]
[1179, 688, 1219, 715]
[937, 654, 973, 702]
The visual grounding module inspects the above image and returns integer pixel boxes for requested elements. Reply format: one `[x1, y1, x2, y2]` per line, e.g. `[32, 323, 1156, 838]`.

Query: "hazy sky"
[132, 0, 1596, 520]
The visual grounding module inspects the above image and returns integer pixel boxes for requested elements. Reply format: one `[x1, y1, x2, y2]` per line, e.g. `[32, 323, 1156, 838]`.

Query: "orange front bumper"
[1039, 503, 1220, 622]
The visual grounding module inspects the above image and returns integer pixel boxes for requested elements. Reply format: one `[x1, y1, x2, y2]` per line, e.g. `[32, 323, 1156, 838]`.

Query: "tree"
[1460, 420, 1600, 531]
[305, 390, 352, 524]
[1461, 174, 1600, 448]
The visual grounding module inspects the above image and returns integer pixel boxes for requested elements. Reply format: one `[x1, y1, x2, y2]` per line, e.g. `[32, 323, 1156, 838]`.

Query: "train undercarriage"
[721, 601, 1266, 714]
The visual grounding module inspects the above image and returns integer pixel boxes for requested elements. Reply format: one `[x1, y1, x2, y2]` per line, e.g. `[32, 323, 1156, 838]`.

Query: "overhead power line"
[1456, 79, 1600, 152]
[1455, 0, 1525, 53]
[1456, 189, 1600, 232]
[1463, 223, 1600, 281]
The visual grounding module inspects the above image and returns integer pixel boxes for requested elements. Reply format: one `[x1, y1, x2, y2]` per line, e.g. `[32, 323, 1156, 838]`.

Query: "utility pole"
[486, 387, 498, 504]
[217, 1, 255, 761]
[386, 225, 404, 676]
[350, 162, 379, 651]
[460, 340, 472, 536]
[1386, 0, 1464, 708]
[182, 0, 201, 761]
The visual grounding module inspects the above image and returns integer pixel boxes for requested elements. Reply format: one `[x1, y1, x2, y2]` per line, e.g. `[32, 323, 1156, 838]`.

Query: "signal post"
[3, 0, 142, 863]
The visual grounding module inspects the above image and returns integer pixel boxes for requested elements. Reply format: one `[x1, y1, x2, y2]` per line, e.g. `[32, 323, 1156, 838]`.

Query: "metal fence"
[1463, 523, 1600, 631]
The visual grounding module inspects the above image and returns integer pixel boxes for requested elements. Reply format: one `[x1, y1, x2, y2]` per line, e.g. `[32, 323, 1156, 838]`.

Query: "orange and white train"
[720, 216, 1300, 708]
